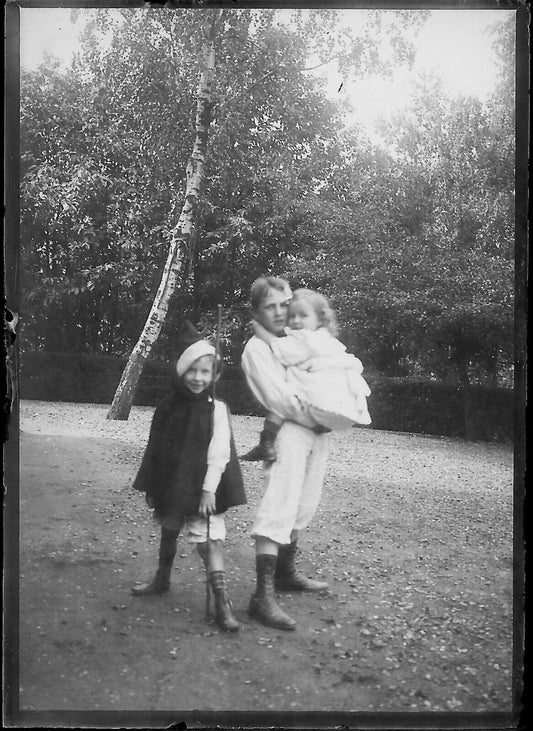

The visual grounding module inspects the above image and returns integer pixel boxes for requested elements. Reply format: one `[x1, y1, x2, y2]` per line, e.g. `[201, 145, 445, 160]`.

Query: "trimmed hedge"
[364, 376, 513, 443]
[20, 351, 512, 442]
[19, 352, 261, 414]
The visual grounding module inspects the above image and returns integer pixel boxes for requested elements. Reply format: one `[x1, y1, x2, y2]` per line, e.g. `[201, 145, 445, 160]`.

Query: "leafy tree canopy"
[20, 9, 514, 388]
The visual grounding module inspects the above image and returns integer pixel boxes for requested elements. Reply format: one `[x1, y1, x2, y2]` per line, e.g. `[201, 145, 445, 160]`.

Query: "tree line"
[20, 8, 514, 404]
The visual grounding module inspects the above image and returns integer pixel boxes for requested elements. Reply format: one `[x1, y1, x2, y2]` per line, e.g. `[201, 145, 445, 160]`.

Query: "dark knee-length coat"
[132, 378, 245, 520]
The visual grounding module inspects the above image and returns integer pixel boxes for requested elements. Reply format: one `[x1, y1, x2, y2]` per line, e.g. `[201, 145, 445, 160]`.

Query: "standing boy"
[241, 276, 329, 631]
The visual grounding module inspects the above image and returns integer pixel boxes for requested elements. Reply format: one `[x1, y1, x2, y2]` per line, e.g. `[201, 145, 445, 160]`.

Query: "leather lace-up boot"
[240, 428, 277, 462]
[248, 554, 296, 630]
[209, 571, 239, 633]
[275, 540, 328, 592]
[132, 527, 179, 596]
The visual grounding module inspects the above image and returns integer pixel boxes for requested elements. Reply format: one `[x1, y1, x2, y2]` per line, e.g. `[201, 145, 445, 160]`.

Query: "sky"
[324, 8, 513, 134]
[19, 6, 514, 136]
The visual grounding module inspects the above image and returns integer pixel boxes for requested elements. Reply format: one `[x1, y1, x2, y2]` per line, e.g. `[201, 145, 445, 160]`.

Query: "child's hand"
[199, 490, 216, 517]
[250, 319, 264, 335]
[252, 319, 275, 344]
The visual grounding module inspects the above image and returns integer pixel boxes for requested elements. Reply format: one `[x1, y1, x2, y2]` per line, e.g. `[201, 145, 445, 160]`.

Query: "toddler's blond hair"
[290, 289, 338, 336]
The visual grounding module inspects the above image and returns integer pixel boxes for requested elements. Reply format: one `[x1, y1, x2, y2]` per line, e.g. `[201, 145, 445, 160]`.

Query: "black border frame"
[3, 1, 528, 728]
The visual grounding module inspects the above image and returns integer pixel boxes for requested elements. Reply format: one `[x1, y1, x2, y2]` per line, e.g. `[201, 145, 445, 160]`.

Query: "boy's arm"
[241, 338, 316, 427]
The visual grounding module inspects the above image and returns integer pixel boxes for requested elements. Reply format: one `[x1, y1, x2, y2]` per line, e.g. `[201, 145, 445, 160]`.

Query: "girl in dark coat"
[131, 321, 246, 633]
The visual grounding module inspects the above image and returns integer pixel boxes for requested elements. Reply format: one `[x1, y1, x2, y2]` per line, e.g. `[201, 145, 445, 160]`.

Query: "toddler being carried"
[241, 288, 371, 463]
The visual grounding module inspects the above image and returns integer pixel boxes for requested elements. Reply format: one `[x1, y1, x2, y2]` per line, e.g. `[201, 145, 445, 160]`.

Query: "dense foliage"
[20, 8, 514, 393]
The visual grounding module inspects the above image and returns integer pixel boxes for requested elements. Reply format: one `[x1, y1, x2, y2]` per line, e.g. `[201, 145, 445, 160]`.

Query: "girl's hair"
[250, 276, 291, 312]
[291, 289, 338, 336]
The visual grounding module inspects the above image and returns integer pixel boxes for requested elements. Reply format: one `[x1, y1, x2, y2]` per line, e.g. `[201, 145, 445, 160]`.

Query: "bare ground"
[12, 400, 515, 724]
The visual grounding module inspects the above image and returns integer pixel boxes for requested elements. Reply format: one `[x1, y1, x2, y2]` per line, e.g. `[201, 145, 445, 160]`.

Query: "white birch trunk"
[107, 12, 221, 420]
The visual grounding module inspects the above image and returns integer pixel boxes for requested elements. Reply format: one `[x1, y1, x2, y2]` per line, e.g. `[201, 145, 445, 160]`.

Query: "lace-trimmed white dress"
[269, 327, 372, 431]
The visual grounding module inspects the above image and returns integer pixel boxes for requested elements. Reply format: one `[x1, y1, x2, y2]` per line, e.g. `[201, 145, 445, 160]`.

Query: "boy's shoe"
[132, 529, 178, 596]
[248, 554, 296, 631]
[131, 572, 170, 595]
[240, 442, 276, 462]
[248, 593, 296, 631]
[209, 571, 239, 633]
[275, 541, 328, 592]
[240, 428, 277, 462]
[274, 573, 328, 592]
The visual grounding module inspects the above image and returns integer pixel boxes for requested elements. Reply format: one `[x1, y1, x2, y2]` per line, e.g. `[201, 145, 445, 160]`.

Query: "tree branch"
[212, 68, 279, 112]
[301, 53, 341, 73]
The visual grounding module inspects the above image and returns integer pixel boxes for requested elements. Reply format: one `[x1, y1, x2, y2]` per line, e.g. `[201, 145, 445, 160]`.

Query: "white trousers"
[251, 421, 329, 545]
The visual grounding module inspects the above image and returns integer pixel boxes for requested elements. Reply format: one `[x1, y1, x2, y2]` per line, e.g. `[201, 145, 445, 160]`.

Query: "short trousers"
[160, 514, 226, 542]
[251, 421, 329, 545]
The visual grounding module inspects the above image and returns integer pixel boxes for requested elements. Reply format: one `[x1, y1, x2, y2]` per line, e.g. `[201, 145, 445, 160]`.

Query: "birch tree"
[21, 8, 429, 391]
[107, 8, 223, 420]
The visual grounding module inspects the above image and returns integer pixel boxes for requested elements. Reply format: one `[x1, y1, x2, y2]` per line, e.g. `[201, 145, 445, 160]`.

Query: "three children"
[131, 285, 370, 633]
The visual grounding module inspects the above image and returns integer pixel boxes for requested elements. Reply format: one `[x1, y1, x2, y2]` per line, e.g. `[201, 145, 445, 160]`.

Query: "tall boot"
[131, 527, 179, 596]
[275, 540, 328, 592]
[248, 554, 296, 631]
[240, 422, 279, 462]
[209, 571, 239, 633]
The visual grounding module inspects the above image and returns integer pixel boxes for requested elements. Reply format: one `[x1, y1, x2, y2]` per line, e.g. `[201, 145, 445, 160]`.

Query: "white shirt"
[202, 399, 232, 493]
[241, 336, 316, 428]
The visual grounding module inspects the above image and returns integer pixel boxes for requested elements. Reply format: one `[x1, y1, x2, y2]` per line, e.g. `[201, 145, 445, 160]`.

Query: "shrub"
[20, 352, 512, 442]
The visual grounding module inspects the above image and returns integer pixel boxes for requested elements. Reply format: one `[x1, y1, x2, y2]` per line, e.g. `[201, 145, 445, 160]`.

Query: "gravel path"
[14, 399, 516, 724]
